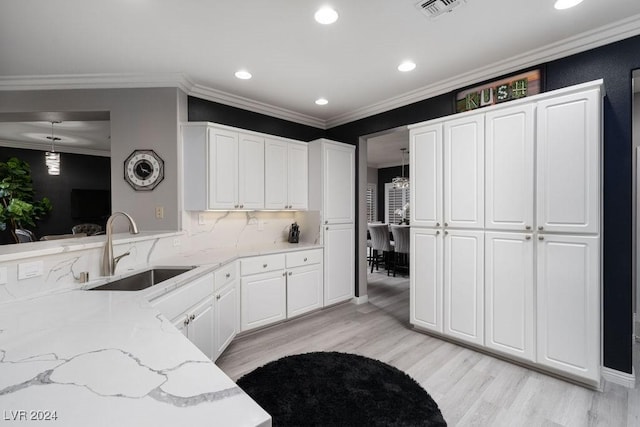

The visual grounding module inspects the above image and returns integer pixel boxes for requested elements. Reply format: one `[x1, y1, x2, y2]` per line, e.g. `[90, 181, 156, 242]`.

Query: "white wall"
[634, 91, 640, 327]
[367, 167, 378, 185]
[0, 88, 186, 232]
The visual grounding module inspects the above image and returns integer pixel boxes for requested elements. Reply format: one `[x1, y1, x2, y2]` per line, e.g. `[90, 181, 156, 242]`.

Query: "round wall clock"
[124, 149, 164, 191]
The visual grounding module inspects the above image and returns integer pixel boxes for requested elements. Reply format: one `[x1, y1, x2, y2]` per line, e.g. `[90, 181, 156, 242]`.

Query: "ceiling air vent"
[415, 0, 467, 19]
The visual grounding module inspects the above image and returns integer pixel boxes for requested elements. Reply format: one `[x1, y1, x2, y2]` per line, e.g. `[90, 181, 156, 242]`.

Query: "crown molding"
[0, 139, 110, 157]
[0, 73, 195, 94]
[0, 13, 639, 131]
[188, 84, 326, 129]
[325, 13, 640, 128]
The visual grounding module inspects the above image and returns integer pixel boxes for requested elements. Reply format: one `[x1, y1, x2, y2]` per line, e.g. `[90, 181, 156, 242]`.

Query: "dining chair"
[368, 223, 394, 274]
[15, 228, 36, 243]
[72, 223, 103, 236]
[389, 225, 410, 277]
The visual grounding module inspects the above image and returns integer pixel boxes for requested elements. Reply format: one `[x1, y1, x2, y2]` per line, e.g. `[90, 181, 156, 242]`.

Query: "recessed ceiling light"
[398, 61, 416, 72]
[235, 70, 252, 80]
[315, 98, 329, 106]
[315, 7, 338, 24]
[554, 0, 584, 10]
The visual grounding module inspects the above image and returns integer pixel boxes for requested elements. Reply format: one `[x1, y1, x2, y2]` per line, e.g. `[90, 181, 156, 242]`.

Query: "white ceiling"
[2, 1, 640, 129]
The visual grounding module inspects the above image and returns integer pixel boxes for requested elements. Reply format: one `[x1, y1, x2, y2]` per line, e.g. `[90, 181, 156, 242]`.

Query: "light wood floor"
[217, 271, 640, 426]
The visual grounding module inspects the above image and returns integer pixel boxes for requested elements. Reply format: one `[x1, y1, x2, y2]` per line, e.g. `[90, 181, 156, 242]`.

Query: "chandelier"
[45, 121, 61, 175]
[392, 148, 409, 189]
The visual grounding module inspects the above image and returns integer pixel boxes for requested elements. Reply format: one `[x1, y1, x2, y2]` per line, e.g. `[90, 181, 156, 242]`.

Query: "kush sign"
[455, 69, 542, 113]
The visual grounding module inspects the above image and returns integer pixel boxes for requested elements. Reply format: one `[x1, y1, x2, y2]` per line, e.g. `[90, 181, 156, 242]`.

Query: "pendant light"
[45, 121, 61, 175]
[392, 148, 409, 189]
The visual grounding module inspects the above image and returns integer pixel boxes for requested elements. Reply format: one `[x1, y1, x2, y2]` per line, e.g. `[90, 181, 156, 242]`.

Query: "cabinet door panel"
[410, 124, 442, 227]
[536, 89, 600, 233]
[214, 283, 238, 360]
[410, 228, 443, 332]
[323, 144, 355, 224]
[536, 234, 600, 382]
[324, 224, 354, 305]
[485, 232, 534, 361]
[485, 105, 534, 231]
[241, 272, 286, 331]
[208, 128, 238, 209]
[444, 230, 484, 345]
[444, 115, 484, 229]
[238, 133, 264, 209]
[287, 265, 323, 318]
[188, 296, 215, 361]
[264, 139, 288, 209]
[288, 142, 308, 209]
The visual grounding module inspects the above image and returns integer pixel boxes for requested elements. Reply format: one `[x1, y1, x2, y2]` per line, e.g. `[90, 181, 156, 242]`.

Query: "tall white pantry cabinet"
[409, 80, 603, 386]
[308, 139, 356, 306]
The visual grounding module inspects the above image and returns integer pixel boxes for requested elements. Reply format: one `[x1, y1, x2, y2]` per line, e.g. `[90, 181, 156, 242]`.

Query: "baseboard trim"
[352, 295, 369, 305]
[601, 366, 636, 388]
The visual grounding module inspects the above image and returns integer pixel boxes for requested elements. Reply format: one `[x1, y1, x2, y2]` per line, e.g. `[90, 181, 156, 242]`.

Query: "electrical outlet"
[198, 213, 206, 225]
[155, 206, 164, 219]
[173, 238, 181, 247]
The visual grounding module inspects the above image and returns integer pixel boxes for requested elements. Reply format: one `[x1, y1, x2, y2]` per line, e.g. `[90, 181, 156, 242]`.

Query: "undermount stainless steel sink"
[89, 267, 196, 291]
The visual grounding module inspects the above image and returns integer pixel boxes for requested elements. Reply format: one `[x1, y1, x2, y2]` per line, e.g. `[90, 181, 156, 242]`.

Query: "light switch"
[18, 261, 43, 280]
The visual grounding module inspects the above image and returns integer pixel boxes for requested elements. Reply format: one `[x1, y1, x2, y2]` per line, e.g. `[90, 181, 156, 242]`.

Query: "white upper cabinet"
[444, 114, 485, 229]
[410, 123, 443, 228]
[536, 89, 600, 234]
[207, 127, 239, 210]
[183, 123, 307, 211]
[485, 104, 535, 231]
[287, 142, 309, 209]
[311, 140, 355, 224]
[238, 133, 264, 209]
[264, 138, 308, 210]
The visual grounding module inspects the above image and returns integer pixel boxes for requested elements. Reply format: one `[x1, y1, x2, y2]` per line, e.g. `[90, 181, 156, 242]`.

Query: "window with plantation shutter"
[385, 183, 410, 224]
[366, 183, 377, 223]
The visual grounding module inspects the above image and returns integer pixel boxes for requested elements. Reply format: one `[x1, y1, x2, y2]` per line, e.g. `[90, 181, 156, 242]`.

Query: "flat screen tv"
[70, 189, 111, 220]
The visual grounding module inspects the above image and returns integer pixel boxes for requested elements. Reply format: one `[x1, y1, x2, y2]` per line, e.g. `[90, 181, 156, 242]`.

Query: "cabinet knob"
[288, 272, 292, 276]
[225, 273, 230, 278]
[189, 314, 195, 321]
[525, 225, 531, 230]
[325, 220, 328, 224]
[303, 257, 308, 262]
[436, 230, 440, 235]
[184, 316, 190, 326]
[216, 294, 221, 300]
[326, 227, 329, 230]
[234, 204, 239, 208]
[283, 272, 287, 277]
[444, 230, 448, 235]
[538, 226, 544, 231]
[240, 204, 244, 208]
[436, 222, 440, 227]
[263, 264, 268, 268]
[525, 235, 531, 240]
[444, 222, 448, 227]
[539, 236, 544, 241]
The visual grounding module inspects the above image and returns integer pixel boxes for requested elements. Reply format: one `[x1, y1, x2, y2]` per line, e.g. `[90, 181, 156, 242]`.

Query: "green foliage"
[0, 157, 53, 241]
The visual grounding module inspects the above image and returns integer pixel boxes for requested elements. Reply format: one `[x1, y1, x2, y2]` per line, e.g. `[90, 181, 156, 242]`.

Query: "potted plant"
[0, 157, 52, 243]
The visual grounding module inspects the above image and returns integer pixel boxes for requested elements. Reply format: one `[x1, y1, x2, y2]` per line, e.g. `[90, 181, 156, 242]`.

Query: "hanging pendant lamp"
[392, 148, 409, 189]
[45, 121, 61, 175]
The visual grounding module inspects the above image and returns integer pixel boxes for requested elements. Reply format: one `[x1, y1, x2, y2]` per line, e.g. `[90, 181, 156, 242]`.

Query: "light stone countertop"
[0, 242, 322, 426]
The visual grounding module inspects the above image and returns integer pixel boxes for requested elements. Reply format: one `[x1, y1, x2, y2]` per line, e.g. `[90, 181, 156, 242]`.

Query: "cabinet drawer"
[286, 249, 323, 268]
[151, 273, 214, 321]
[241, 254, 285, 276]
[214, 261, 237, 291]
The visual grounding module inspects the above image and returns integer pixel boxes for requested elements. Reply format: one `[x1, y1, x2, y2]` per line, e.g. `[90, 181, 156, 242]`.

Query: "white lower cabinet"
[324, 224, 355, 306]
[185, 296, 216, 360]
[241, 249, 324, 331]
[241, 270, 287, 331]
[485, 232, 535, 361]
[410, 228, 443, 333]
[443, 229, 484, 346]
[536, 234, 600, 382]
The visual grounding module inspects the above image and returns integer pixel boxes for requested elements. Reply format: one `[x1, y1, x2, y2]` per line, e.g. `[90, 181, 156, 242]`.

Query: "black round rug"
[237, 351, 447, 426]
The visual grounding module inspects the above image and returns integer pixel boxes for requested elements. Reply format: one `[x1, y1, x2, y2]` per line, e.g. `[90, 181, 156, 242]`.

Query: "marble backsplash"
[0, 210, 321, 303]
[184, 210, 321, 251]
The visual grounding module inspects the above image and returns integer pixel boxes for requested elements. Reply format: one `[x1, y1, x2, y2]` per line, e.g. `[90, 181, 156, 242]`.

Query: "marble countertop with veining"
[0, 243, 321, 426]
